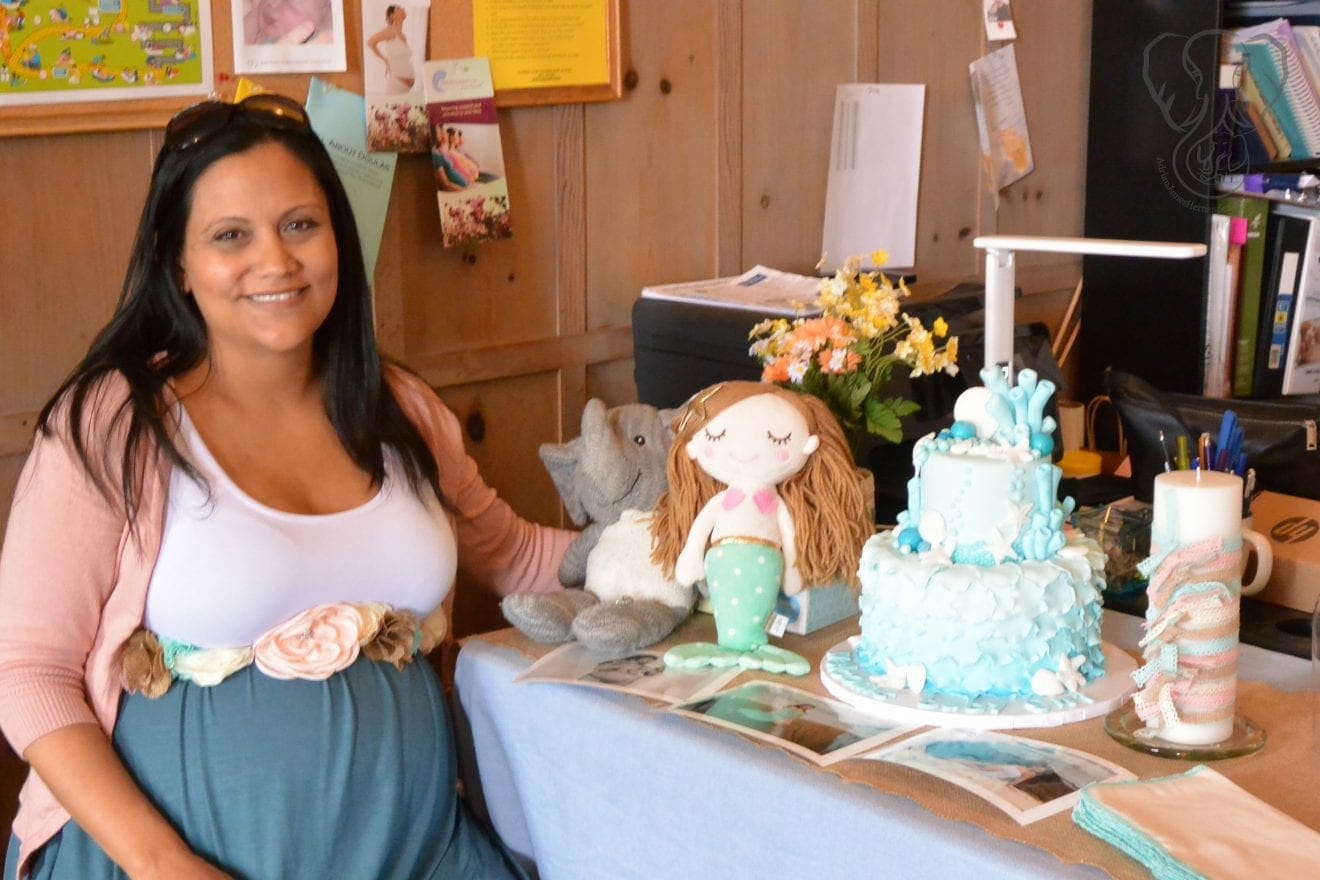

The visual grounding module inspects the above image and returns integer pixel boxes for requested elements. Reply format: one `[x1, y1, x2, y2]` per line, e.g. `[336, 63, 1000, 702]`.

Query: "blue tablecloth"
[453, 613, 1310, 880]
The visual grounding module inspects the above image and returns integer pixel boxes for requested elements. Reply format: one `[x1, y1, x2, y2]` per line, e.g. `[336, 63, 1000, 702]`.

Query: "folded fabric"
[1073, 765, 1320, 879]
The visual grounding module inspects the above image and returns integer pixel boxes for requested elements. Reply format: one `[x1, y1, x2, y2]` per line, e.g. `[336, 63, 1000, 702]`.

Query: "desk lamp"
[972, 235, 1208, 380]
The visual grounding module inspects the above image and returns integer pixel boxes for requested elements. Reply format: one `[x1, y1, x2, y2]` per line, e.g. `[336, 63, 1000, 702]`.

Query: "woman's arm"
[365, 28, 390, 64]
[385, 365, 574, 595]
[24, 726, 229, 879]
[0, 383, 225, 877]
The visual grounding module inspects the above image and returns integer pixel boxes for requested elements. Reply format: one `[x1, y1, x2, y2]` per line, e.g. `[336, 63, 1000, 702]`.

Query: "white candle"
[1146, 469, 1244, 745]
[1151, 470, 1243, 548]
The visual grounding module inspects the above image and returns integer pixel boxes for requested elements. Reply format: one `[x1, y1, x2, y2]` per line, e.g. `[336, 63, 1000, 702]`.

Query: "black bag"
[1105, 369, 1320, 503]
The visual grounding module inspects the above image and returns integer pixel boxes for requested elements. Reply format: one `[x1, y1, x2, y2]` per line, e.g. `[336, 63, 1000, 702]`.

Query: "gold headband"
[675, 383, 725, 436]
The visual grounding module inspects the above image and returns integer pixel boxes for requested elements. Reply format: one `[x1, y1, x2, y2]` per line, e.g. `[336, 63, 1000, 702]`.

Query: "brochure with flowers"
[514, 642, 740, 705]
[866, 728, 1134, 825]
[422, 56, 513, 248]
[669, 680, 915, 766]
[360, 0, 431, 153]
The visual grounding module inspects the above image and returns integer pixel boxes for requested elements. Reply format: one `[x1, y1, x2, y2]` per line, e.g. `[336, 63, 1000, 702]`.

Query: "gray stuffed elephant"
[542, 398, 673, 586]
[501, 399, 695, 652]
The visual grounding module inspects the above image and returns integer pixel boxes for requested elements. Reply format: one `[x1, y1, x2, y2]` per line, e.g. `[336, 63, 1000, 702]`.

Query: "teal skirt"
[6, 656, 523, 880]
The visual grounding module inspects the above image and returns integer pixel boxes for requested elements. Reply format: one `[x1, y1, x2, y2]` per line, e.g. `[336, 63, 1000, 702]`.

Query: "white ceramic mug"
[1240, 517, 1274, 597]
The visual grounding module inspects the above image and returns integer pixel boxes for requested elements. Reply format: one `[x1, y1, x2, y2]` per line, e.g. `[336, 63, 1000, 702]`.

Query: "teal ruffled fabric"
[1072, 770, 1208, 880]
[1073, 765, 1320, 880]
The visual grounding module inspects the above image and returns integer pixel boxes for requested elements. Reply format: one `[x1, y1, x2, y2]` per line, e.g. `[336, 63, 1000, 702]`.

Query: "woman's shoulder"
[383, 361, 452, 426]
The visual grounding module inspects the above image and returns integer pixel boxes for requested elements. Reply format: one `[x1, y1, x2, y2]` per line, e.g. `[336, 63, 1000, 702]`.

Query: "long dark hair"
[38, 110, 440, 525]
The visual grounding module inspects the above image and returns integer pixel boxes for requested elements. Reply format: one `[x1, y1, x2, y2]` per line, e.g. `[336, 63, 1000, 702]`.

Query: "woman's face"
[390, 6, 406, 25]
[685, 393, 819, 487]
[178, 141, 338, 368]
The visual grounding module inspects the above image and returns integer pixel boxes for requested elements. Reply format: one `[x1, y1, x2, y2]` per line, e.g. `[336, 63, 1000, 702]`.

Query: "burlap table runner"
[468, 614, 1320, 879]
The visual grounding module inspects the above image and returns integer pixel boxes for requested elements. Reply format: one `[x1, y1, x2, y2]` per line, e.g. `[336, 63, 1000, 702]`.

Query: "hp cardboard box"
[1251, 491, 1320, 613]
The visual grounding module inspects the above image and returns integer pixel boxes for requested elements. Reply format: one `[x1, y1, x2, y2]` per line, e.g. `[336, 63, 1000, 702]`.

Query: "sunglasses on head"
[165, 93, 311, 152]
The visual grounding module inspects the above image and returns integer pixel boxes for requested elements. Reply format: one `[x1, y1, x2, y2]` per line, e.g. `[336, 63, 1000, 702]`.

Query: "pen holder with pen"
[1104, 370, 1320, 504]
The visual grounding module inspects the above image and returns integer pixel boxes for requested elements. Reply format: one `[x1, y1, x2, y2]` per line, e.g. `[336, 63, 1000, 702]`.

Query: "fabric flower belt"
[123, 602, 445, 697]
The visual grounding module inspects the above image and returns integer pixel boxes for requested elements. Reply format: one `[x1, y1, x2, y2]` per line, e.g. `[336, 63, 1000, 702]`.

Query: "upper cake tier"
[893, 368, 1075, 566]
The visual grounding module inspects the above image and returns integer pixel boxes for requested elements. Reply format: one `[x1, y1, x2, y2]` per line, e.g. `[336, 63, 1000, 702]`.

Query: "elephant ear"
[539, 437, 588, 525]
[657, 407, 681, 450]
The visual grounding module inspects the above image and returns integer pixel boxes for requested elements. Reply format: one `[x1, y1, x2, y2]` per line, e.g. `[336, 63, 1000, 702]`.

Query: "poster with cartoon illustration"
[422, 56, 512, 248]
[0, 0, 212, 105]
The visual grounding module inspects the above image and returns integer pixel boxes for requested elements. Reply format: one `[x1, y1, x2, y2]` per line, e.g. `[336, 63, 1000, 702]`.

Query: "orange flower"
[817, 347, 861, 375]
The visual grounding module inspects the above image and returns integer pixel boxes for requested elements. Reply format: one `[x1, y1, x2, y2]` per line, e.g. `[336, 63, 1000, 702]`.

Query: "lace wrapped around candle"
[1132, 535, 1243, 735]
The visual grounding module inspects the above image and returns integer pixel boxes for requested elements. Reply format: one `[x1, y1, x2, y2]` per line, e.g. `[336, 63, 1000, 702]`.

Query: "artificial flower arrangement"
[748, 251, 960, 446]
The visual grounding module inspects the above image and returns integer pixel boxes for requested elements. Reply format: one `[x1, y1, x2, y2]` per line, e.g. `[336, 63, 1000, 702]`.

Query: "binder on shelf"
[1216, 195, 1272, 396]
[1253, 202, 1318, 396]
[1282, 225, 1320, 393]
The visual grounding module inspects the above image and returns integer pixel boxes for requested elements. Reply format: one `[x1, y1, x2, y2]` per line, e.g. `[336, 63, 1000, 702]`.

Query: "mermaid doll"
[649, 382, 872, 675]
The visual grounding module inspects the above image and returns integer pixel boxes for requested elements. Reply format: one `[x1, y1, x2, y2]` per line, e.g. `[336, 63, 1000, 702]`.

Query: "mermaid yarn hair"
[648, 381, 872, 587]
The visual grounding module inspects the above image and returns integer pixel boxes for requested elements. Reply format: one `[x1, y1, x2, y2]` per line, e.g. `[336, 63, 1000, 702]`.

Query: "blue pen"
[1235, 451, 1248, 477]
[1216, 410, 1236, 462]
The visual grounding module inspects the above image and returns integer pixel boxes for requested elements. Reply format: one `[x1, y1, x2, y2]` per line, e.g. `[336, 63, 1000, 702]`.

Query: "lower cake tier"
[855, 529, 1107, 700]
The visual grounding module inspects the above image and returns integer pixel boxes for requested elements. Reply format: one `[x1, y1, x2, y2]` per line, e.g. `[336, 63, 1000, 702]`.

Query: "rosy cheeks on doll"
[686, 394, 819, 487]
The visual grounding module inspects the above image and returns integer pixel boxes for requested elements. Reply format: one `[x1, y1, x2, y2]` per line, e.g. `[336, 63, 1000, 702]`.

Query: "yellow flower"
[746, 250, 958, 443]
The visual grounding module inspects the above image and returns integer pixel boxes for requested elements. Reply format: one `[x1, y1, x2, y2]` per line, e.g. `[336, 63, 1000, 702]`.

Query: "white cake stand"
[820, 637, 1137, 730]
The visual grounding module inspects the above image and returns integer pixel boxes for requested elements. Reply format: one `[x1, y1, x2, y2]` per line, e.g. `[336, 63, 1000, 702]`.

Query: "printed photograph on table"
[868, 728, 1134, 825]
[0, 0, 212, 105]
[361, 0, 429, 152]
[231, 0, 347, 74]
[670, 680, 915, 766]
[514, 642, 741, 705]
[422, 56, 513, 248]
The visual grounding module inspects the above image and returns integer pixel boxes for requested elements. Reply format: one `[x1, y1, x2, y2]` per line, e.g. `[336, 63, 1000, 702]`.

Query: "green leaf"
[863, 397, 921, 444]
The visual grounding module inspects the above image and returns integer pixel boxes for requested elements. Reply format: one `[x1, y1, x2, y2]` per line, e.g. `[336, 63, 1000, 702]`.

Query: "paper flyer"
[819, 83, 925, 274]
[867, 728, 1133, 825]
[231, 0, 347, 74]
[361, 0, 430, 153]
[471, 0, 610, 90]
[422, 57, 512, 248]
[983, 0, 1016, 42]
[304, 77, 397, 280]
[969, 44, 1034, 192]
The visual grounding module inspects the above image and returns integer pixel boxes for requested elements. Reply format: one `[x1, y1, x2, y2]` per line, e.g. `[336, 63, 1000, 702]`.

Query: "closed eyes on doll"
[767, 430, 791, 445]
[703, 428, 726, 442]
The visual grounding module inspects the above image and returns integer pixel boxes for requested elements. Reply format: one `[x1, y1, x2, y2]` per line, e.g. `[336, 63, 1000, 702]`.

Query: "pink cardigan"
[0, 365, 572, 875]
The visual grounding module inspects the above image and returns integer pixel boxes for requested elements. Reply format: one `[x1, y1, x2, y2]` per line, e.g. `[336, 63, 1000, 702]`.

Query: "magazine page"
[639, 266, 823, 317]
[669, 680, 915, 766]
[515, 643, 739, 705]
[866, 728, 1135, 825]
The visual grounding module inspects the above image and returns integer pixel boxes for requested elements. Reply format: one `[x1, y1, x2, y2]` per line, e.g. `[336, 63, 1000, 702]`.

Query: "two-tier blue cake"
[853, 368, 1107, 702]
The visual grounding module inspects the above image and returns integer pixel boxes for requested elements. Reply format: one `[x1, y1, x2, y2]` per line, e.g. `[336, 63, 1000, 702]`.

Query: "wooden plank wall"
[0, 0, 1092, 638]
[0, 0, 1093, 850]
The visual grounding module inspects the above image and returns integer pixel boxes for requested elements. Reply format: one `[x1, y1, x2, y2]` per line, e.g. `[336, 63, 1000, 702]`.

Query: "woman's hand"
[136, 848, 233, 880]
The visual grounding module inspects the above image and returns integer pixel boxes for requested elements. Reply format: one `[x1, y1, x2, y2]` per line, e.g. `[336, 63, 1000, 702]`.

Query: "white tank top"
[145, 408, 456, 648]
[381, 36, 414, 78]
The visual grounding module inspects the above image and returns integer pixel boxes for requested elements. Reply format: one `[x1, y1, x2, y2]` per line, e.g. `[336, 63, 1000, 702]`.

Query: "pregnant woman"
[367, 5, 415, 94]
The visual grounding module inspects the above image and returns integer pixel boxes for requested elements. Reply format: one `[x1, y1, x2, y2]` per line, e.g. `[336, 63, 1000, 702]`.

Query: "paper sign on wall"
[820, 84, 926, 275]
